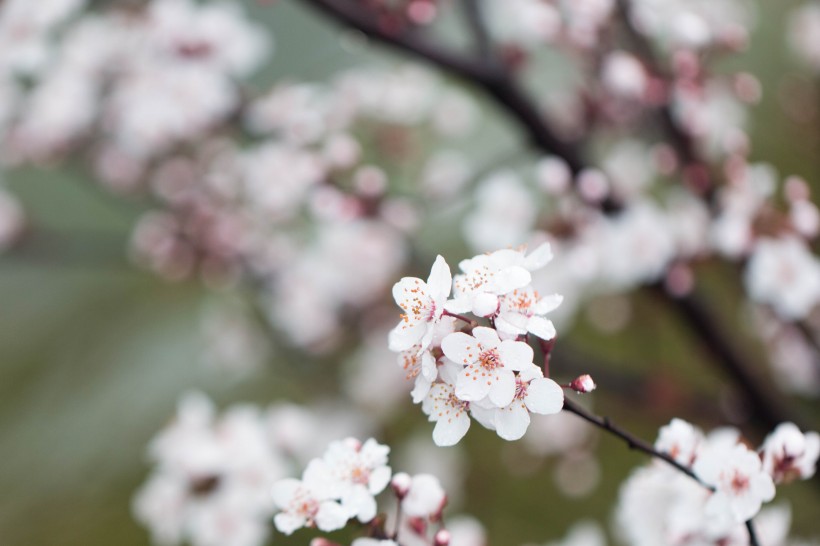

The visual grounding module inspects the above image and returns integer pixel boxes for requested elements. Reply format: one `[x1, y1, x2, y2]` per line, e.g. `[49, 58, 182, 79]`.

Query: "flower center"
[478, 348, 502, 370]
[350, 465, 370, 485]
[514, 377, 529, 400]
[728, 470, 750, 494]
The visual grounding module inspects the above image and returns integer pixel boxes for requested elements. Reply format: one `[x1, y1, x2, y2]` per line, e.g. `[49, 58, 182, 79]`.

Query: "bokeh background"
[1, 1, 819, 545]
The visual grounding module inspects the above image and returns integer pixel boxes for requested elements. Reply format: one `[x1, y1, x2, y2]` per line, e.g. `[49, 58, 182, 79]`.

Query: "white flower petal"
[495, 403, 531, 441]
[527, 316, 556, 340]
[525, 378, 564, 415]
[498, 340, 534, 371]
[472, 326, 500, 348]
[427, 255, 453, 303]
[432, 412, 470, 446]
[488, 370, 516, 407]
[456, 365, 492, 401]
[441, 332, 480, 365]
[315, 501, 350, 532]
[274, 512, 305, 535]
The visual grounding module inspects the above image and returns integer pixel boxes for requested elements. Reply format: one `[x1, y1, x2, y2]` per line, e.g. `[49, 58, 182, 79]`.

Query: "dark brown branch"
[746, 520, 760, 546]
[297, 0, 587, 175]
[650, 284, 807, 432]
[562, 397, 708, 487]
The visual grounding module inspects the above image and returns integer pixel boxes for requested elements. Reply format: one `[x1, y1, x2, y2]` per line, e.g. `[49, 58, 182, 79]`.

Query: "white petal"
[427, 255, 453, 302]
[498, 339, 534, 371]
[527, 316, 556, 340]
[492, 266, 531, 294]
[388, 320, 425, 352]
[534, 293, 563, 314]
[315, 501, 350, 532]
[342, 485, 377, 523]
[472, 292, 499, 317]
[444, 296, 472, 314]
[471, 326, 500, 348]
[432, 412, 470, 446]
[420, 351, 437, 381]
[392, 277, 429, 315]
[524, 242, 553, 270]
[369, 466, 392, 495]
[470, 404, 496, 430]
[274, 512, 305, 535]
[488, 370, 516, 407]
[495, 311, 529, 336]
[271, 479, 300, 508]
[456, 365, 492, 401]
[495, 403, 531, 441]
[411, 375, 433, 404]
[525, 378, 564, 414]
[441, 332, 480, 365]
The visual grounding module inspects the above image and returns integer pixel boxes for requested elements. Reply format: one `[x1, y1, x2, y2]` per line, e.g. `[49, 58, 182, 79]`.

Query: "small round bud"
[569, 374, 596, 394]
[434, 529, 451, 546]
[391, 472, 412, 498]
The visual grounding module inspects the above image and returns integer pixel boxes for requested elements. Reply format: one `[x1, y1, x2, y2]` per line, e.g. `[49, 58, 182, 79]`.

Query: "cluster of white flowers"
[615, 419, 819, 546]
[271, 437, 481, 546]
[134, 393, 376, 546]
[387, 245, 567, 446]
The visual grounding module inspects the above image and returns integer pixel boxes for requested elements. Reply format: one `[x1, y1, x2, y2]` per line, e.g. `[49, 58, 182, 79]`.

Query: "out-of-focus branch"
[650, 284, 808, 432]
[296, 0, 588, 175]
[461, 0, 493, 61]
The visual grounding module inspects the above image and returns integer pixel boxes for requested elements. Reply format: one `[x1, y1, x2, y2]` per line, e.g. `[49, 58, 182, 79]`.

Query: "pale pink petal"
[527, 316, 556, 340]
[388, 320, 426, 352]
[524, 242, 553, 270]
[426, 255, 452, 303]
[488, 370, 516, 407]
[495, 311, 529, 336]
[498, 340, 534, 371]
[525, 378, 564, 414]
[274, 511, 306, 535]
[495, 403, 531, 441]
[456, 364, 492, 401]
[271, 479, 301, 508]
[534, 293, 563, 314]
[433, 412, 470, 446]
[441, 332, 480, 365]
[315, 501, 350, 532]
[471, 326, 500, 349]
[492, 266, 531, 294]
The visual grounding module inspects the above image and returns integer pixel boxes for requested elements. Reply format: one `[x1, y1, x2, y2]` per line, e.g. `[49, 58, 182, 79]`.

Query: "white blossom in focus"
[389, 255, 452, 352]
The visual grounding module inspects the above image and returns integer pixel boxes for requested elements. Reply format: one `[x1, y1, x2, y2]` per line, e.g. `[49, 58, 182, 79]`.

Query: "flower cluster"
[134, 393, 376, 546]
[388, 245, 567, 446]
[271, 437, 479, 546]
[615, 419, 819, 545]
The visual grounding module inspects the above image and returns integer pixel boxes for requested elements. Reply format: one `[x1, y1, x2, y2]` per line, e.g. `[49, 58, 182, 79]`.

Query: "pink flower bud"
[391, 472, 412, 498]
[310, 539, 341, 546]
[570, 374, 596, 393]
[434, 529, 451, 546]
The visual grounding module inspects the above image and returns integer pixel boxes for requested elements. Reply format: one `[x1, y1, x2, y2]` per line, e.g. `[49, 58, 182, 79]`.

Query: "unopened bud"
[391, 472, 412, 498]
[569, 374, 596, 393]
[434, 529, 451, 546]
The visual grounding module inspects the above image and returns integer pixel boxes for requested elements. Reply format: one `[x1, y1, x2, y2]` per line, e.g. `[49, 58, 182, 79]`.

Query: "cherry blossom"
[421, 363, 473, 447]
[759, 423, 820, 484]
[271, 462, 349, 535]
[471, 364, 564, 441]
[694, 442, 776, 526]
[321, 438, 392, 523]
[389, 255, 452, 353]
[441, 326, 533, 407]
[401, 474, 447, 519]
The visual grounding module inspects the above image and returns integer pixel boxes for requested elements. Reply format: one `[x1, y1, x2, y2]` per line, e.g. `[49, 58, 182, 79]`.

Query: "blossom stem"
[746, 520, 760, 546]
[561, 397, 710, 488]
[442, 310, 475, 325]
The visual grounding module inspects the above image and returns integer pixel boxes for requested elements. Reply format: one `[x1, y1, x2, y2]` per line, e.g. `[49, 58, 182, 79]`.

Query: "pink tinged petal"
[495, 311, 529, 336]
[392, 277, 430, 320]
[368, 466, 392, 495]
[342, 486, 377, 523]
[420, 351, 437, 381]
[488, 370, 516, 407]
[527, 316, 556, 340]
[274, 512, 306, 535]
[525, 378, 564, 414]
[492, 266, 531, 294]
[388, 320, 426, 352]
[471, 326, 500, 348]
[411, 375, 433, 404]
[534, 293, 563, 314]
[441, 332, 480, 365]
[472, 292, 499, 317]
[495, 403, 531, 441]
[433, 411, 470, 446]
[456, 365, 492, 401]
[315, 501, 350, 532]
[470, 404, 496, 430]
[498, 340, 534, 371]
[271, 479, 301, 509]
[427, 255, 453, 303]
[524, 243, 553, 270]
